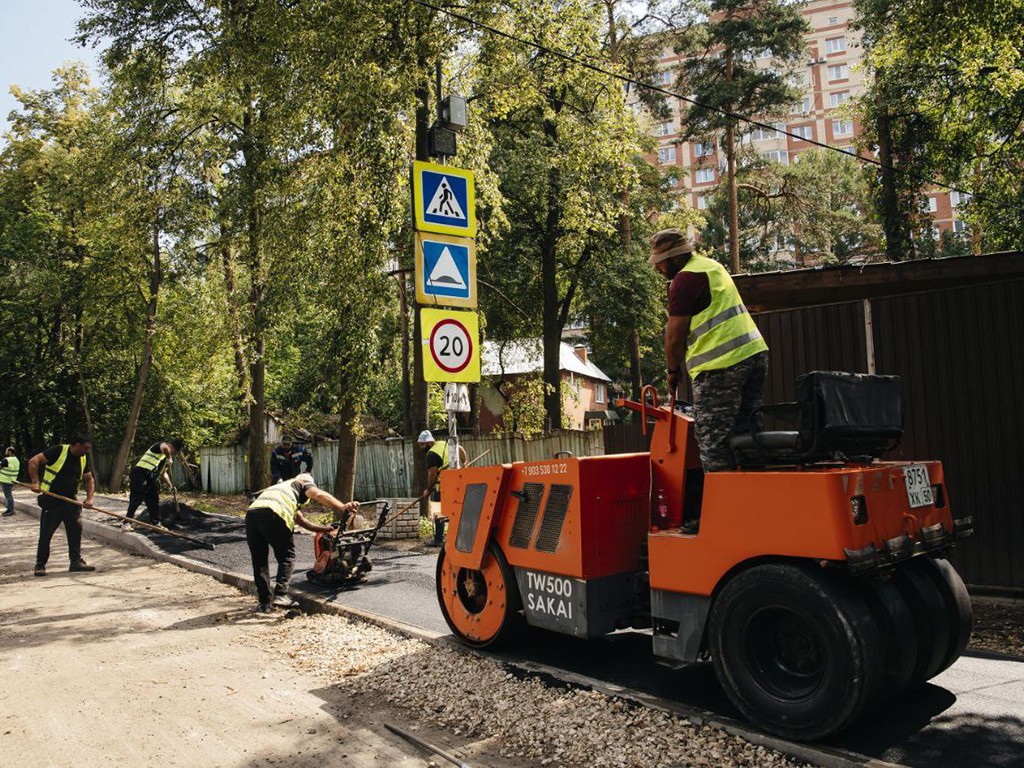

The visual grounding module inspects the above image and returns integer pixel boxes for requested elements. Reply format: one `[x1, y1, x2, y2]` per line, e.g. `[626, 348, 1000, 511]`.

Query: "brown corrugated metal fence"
[750, 278, 1024, 592]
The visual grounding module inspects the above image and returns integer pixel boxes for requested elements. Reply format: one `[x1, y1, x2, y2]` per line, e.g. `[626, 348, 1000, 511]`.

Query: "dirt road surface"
[0, 514, 519, 768]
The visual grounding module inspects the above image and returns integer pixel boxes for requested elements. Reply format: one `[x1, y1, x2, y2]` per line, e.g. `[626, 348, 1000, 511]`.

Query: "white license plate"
[904, 464, 935, 509]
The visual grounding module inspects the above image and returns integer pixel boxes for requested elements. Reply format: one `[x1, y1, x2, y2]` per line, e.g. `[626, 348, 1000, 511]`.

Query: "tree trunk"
[541, 125, 563, 431]
[73, 324, 98, 486]
[413, 73, 432, 515]
[724, 53, 740, 275]
[219, 217, 249, 414]
[332, 399, 358, 507]
[630, 329, 643, 400]
[875, 97, 904, 262]
[109, 218, 162, 492]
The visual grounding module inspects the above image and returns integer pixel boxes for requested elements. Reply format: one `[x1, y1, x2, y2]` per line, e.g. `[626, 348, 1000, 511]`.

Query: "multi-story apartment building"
[635, 0, 963, 250]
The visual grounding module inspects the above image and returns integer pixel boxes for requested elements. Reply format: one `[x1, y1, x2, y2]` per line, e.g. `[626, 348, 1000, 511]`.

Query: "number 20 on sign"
[421, 307, 480, 383]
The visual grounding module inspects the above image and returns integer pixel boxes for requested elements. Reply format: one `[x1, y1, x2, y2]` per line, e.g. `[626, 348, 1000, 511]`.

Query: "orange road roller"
[435, 372, 974, 740]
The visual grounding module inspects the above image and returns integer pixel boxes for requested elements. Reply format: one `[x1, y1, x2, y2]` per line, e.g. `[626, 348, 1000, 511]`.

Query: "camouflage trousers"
[691, 352, 769, 472]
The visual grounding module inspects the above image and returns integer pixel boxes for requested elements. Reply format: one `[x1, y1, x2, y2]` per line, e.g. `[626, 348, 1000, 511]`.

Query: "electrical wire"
[406, 0, 1023, 213]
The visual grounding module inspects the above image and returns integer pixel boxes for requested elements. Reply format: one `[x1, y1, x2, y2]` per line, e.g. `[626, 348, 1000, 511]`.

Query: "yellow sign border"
[421, 307, 480, 383]
[414, 233, 477, 309]
[412, 160, 477, 238]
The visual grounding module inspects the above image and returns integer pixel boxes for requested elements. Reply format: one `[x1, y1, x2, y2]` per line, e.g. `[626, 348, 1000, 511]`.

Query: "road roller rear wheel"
[862, 575, 919, 703]
[915, 556, 973, 677]
[436, 543, 521, 649]
[891, 557, 954, 686]
[708, 563, 884, 741]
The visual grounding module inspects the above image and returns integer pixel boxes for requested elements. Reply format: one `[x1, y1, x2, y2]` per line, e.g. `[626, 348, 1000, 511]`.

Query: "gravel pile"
[248, 614, 804, 768]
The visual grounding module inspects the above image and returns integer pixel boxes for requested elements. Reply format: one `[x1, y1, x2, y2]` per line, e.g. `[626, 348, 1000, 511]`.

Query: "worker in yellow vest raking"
[27, 434, 96, 576]
[1, 446, 20, 517]
[123, 439, 183, 531]
[245, 473, 359, 613]
[650, 229, 769, 472]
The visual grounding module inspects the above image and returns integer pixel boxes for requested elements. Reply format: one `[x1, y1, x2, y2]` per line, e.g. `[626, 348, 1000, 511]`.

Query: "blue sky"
[0, 0, 100, 132]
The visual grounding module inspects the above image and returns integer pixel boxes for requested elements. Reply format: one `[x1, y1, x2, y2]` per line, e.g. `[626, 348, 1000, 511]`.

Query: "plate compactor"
[435, 372, 975, 741]
[306, 501, 391, 588]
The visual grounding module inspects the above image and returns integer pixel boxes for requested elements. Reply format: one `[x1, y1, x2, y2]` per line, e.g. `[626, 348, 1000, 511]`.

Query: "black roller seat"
[730, 371, 903, 466]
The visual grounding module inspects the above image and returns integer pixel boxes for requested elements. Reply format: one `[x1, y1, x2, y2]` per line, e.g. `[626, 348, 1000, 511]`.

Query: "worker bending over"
[650, 229, 769, 471]
[1, 446, 19, 517]
[245, 473, 358, 612]
[124, 439, 182, 530]
[416, 430, 467, 502]
[28, 435, 96, 576]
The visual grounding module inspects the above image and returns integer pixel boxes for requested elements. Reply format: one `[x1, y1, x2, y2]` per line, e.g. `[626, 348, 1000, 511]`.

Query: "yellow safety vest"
[248, 480, 310, 532]
[682, 256, 768, 377]
[135, 446, 166, 473]
[0, 456, 19, 483]
[428, 440, 450, 493]
[41, 445, 87, 493]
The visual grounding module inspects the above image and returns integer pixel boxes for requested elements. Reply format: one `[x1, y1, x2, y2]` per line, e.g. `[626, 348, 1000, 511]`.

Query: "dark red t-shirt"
[668, 271, 711, 317]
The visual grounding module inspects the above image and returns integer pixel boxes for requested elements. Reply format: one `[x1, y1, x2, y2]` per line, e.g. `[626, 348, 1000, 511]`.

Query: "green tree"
[676, 0, 808, 273]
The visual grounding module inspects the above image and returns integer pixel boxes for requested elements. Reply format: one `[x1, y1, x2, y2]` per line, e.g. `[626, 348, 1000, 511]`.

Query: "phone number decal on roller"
[519, 463, 569, 477]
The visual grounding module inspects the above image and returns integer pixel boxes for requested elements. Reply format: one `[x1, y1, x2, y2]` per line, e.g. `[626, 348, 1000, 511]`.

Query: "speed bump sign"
[421, 307, 480, 383]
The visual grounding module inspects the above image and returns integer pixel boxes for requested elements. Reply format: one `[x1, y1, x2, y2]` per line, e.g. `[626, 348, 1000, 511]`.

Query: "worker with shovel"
[246, 473, 359, 613]
[27, 434, 96, 576]
[123, 439, 182, 531]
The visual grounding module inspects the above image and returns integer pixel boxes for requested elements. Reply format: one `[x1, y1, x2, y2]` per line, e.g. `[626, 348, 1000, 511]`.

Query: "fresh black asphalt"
[17, 492, 1024, 767]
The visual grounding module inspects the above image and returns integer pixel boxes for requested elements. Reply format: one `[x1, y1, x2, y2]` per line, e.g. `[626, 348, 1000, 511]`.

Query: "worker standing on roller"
[1, 447, 19, 517]
[27, 434, 96, 576]
[123, 439, 182, 531]
[245, 472, 358, 612]
[416, 431, 467, 502]
[650, 229, 769, 472]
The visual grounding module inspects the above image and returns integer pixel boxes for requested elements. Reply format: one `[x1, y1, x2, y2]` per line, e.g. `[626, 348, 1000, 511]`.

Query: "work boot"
[34, 565, 46, 577]
[256, 603, 273, 613]
[69, 560, 96, 572]
[2, 509, 14, 517]
[120, 521, 133, 532]
[271, 594, 298, 609]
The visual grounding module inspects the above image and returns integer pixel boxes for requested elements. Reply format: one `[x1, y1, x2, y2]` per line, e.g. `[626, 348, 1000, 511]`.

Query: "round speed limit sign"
[429, 318, 473, 374]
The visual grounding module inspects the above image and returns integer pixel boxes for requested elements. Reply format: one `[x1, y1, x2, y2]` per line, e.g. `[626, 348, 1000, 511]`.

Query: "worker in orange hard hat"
[650, 229, 769, 471]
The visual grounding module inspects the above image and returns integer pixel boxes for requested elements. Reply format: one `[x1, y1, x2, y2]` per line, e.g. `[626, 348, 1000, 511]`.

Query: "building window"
[696, 193, 708, 210]
[657, 146, 676, 164]
[953, 219, 967, 233]
[950, 191, 972, 207]
[595, 383, 606, 404]
[666, 176, 679, 188]
[762, 149, 789, 165]
[828, 15, 839, 25]
[694, 141, 715, 157]
[655, 120, 674, 136]
[694, 168, 715, 184]
[654, 69, 673, 86]
[825, 37, 847, 54]
[750, 123, 784, 141]
[791, 97, 812, 115]
[832, 119, 854, 136]
[927, 196, 938, 212]
[829, 91, 850, 108]
[791, 124, 814, 141]
[828, 64, 849, 81]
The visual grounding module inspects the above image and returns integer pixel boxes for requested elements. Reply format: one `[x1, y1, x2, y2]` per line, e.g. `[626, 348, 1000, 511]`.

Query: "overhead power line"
[406, 0, 1021, 214]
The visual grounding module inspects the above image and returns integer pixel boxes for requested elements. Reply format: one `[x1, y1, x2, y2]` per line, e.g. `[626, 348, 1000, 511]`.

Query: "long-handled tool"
[463, 448, 492, 468]
[15, 481, 215, 550]
[384, 723, 472, 768]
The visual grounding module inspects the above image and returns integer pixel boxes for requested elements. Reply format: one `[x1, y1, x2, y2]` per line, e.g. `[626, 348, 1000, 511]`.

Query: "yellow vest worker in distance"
[416, 431, 467, 502]
[1, 446, 20, 516]
[650, 229, 769, 472]
[124, 439, 183, 531]
[27, 434, 96, 576]
[245, 473, 359, 613]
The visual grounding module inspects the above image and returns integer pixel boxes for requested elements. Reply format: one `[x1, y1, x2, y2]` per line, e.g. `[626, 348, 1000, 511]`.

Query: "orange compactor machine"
[435, 372, 974, 740]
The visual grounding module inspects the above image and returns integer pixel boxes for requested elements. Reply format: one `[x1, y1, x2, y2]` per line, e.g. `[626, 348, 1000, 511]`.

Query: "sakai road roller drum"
[435, 372, 974, 740]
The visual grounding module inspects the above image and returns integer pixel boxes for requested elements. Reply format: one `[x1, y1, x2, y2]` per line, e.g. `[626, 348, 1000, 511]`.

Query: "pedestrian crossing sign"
[413, 161, 476, 237]
[415, 233, 477, 308]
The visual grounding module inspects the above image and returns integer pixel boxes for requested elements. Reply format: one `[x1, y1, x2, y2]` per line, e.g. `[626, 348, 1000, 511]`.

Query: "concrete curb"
[13, 497, 901, 768]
